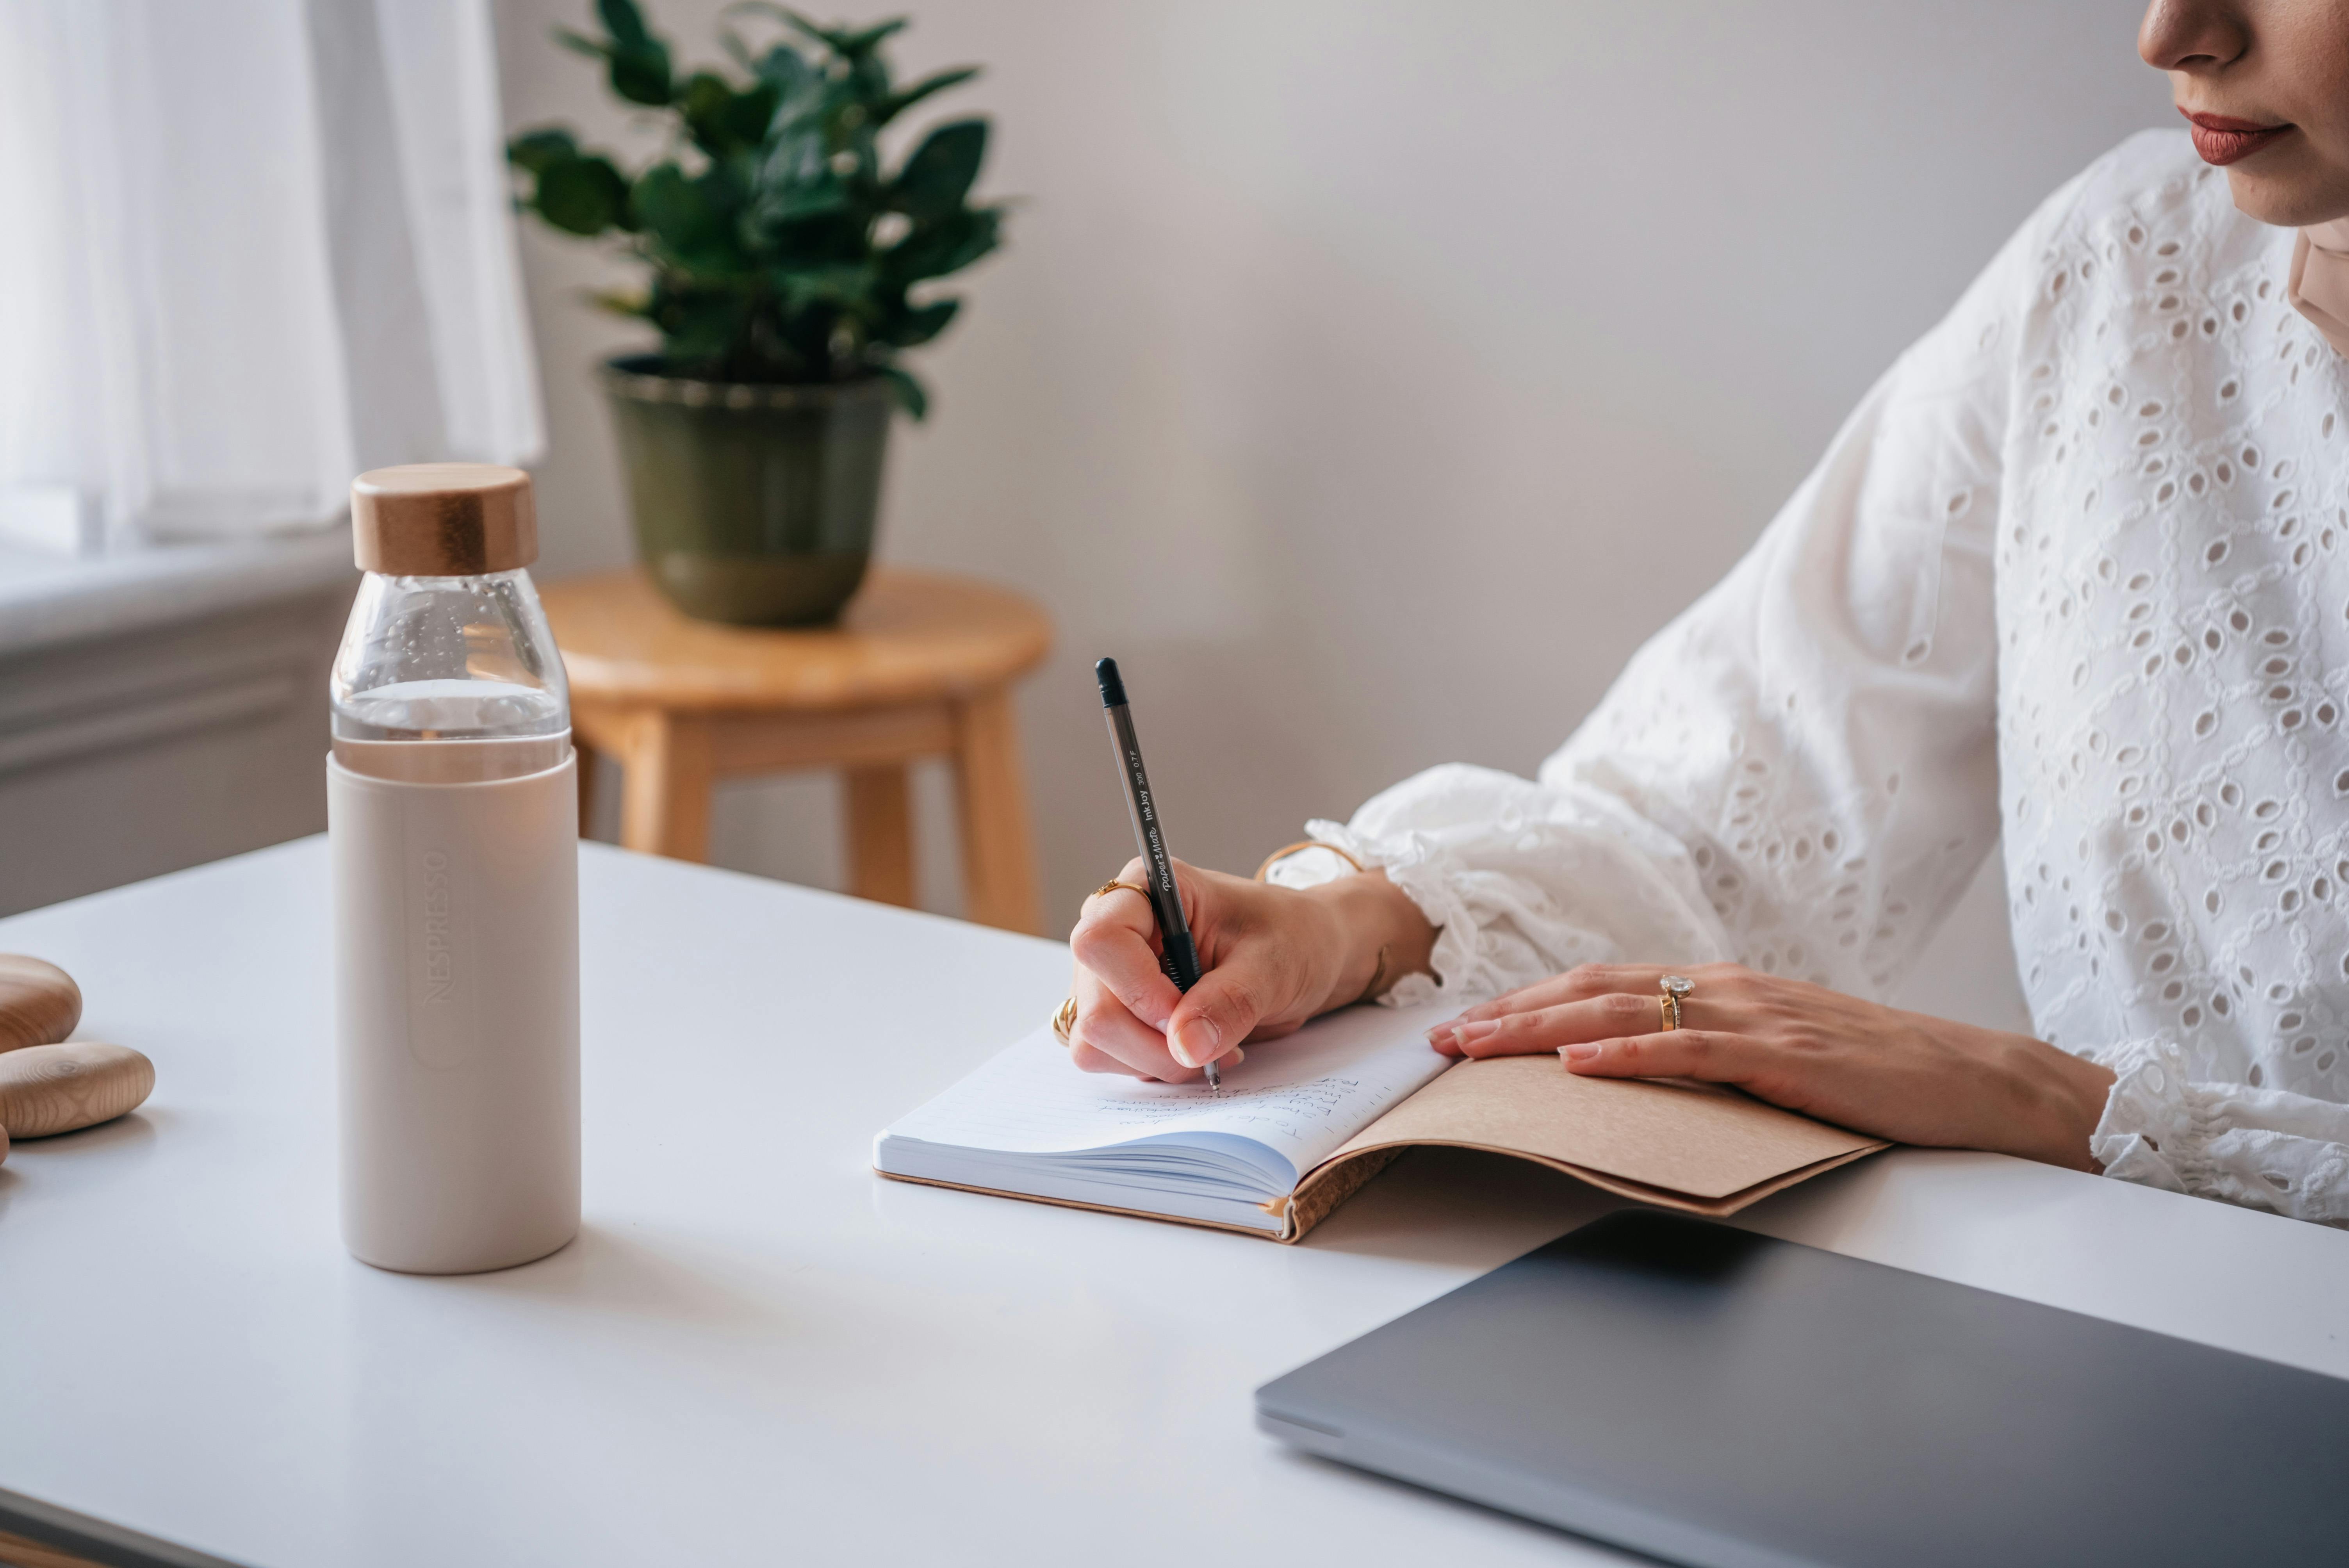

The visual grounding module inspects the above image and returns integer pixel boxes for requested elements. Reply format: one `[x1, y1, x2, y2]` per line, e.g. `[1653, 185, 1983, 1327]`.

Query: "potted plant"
[508, 1, 1005, 625]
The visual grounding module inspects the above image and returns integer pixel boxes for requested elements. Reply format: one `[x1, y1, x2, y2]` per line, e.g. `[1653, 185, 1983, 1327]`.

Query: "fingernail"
[1561, 1042, 1600, 1062]
[1453, 1020, 1498, 1046]
[1173, 1017, 1220, 1068]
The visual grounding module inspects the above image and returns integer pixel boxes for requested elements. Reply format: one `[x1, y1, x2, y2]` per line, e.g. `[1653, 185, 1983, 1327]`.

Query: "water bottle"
[327, 463, 579, 1273]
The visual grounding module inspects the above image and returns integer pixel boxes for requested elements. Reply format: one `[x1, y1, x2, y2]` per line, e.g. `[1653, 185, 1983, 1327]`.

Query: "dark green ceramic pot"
[601, 356, 894, 625]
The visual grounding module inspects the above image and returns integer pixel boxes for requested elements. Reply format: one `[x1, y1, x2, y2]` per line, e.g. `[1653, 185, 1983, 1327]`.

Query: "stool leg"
[950, 687, 1041, 934]
[846, 765, 917, 908]
[620, 710, 713, 862]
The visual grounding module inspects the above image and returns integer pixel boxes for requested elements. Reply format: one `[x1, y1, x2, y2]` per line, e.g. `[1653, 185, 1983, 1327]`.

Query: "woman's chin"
[2222, 151, 2349, 228]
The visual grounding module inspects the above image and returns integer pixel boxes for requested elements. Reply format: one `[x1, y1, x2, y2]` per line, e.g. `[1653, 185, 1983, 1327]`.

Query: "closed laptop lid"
[1256, 1210, 2349, 1568]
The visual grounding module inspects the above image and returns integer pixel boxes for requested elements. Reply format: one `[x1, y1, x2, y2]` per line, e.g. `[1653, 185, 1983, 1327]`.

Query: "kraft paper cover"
[1306, 1055, 1886, 1202]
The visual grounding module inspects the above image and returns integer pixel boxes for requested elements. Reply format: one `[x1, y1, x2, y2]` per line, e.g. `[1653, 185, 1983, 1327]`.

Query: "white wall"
[492, 0, 2172, 1031]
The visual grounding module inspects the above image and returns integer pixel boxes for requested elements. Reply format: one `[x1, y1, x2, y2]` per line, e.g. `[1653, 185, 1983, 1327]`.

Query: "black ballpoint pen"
[1094, 657, 1218, 1088]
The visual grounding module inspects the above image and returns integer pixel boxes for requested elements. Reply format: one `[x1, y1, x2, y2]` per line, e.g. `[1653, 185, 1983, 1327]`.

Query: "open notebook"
[874, 1004, 1887, 1242]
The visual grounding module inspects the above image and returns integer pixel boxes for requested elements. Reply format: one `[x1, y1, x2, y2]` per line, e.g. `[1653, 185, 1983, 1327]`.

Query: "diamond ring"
[1659, 975, 1694, 1031]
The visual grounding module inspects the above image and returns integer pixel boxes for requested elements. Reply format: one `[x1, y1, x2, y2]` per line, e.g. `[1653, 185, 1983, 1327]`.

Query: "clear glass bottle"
[328, 463, 579, 1275]
[331, 567, 570, 782]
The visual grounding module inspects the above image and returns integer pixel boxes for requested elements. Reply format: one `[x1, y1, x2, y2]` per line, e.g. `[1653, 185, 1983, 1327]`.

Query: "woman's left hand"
[1428, 962, 2116, 1172]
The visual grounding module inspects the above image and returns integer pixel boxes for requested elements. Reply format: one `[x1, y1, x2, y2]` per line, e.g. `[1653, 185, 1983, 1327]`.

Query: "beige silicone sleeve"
[328, 753, 581, 1274]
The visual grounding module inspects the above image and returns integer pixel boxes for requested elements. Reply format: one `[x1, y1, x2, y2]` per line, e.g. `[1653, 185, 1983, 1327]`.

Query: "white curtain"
[0, 0, 542, 553]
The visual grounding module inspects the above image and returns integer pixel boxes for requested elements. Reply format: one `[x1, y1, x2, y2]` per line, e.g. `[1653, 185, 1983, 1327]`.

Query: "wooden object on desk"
[0, 1042, 154, 1139]
[0, 955, 80, 1053]
[540, 567, 1052, 933]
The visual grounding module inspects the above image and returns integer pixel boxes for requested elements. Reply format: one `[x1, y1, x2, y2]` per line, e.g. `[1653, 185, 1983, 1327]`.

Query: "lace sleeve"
[1288, 173, 2094, 1009]
[2082, 1040, 2349, 1225]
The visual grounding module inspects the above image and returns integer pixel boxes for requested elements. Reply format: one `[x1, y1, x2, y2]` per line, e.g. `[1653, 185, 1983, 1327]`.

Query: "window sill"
[0, 529, 357, 659]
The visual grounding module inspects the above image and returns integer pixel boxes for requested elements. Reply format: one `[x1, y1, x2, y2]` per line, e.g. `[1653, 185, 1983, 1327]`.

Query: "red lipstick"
[2181, 108, 2293, 166]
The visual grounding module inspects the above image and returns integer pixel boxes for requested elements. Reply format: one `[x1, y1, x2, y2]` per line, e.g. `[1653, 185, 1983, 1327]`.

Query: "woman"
[1063, 0, 2349, 1224]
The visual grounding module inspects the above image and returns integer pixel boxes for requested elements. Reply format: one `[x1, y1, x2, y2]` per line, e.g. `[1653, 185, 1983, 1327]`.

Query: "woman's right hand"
[1064, 857, 1436, 1081]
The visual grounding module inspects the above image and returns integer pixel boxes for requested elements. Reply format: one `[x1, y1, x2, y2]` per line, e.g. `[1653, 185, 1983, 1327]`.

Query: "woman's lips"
[2181, 109, 2293, 166]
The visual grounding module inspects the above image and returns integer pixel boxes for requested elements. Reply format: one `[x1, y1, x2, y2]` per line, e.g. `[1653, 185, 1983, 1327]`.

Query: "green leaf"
[597, 0, 673, 106]
[767, 178, 852, 225]
[834, 18, 909, 57]
[878, 365, 927, 420]
[754, 42, 814, 96]
[891, 119, 986, 222]
[553, 27, 605, 62]
[657, 291, 751, 366]
[678, 73, 778, 156]
[679, 72, 733, 132]
[730, 5, 908, 58]
[608, 41, 674, 105]
[554, 25, 672, 107]
[760, 123, 829, 184]
[533, 154, 632, 235]
[750, 120, 858, 232]
[506, 127, 579, 176]
[632, 162, 751, 273]
[883, 296, 958, 347]
[595, 0, 652, 50]
[878, 66, 977, 126]
[884, 205, 1000, 282]
[725, 3, 836, 50]
[847, 51, 893, 105]
[631, 162, 695, 230]
[722, 82, 782, 146]
[772, 262, 875, 313]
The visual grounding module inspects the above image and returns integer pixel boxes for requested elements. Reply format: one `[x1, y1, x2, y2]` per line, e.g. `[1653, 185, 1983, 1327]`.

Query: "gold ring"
[1052, 995, 1078, 1045]
[1659, 974, 1693, 1031]
[1092, 879, 1150, 904]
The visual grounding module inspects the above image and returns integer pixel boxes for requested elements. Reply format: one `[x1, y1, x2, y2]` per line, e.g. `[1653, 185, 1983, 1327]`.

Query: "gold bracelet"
[1254, 839, 1368, 882]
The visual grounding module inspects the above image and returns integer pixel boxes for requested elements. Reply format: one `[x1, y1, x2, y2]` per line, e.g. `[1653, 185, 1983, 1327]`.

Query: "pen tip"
[1094, 657, 1127, 708]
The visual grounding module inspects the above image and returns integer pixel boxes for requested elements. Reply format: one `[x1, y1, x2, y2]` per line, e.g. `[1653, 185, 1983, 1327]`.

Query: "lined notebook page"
[882, 1002, 1456, 1178]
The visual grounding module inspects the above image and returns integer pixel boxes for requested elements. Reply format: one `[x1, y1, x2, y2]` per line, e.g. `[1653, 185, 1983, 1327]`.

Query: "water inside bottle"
[331, 571, 573, 783]
[336, 679, 567, 740]
[332, 681, 570, 780]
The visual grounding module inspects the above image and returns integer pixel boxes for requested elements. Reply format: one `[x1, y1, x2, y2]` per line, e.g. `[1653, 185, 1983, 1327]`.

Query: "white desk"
[3, 839, 2345, 1567]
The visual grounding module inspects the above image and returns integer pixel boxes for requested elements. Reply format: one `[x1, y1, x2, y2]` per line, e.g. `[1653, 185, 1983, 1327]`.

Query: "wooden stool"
[541, 567, 1052, 933]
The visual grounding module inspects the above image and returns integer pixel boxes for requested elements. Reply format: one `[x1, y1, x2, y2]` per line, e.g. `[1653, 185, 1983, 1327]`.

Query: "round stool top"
[541, 567, 1053, 711]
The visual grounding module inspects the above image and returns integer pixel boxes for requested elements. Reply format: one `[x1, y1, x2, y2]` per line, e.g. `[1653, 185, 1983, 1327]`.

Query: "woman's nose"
[2139, 0, 2250, 75]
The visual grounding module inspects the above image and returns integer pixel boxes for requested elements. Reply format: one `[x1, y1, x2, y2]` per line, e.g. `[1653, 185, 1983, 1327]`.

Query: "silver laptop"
[1256, 1209, 2349, 1567]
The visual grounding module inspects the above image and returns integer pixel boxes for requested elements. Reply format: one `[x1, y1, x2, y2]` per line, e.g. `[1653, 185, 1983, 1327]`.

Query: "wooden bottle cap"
[351, 463, 537, 576]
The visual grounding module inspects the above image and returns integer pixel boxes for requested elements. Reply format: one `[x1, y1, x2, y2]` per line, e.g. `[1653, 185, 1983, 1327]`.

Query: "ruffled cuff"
[1281, 764, 1733, 1010]
[1301, 817, 1489, 1009]
[2078, 1037, 2208, 1196]
[1257, 827, 1501, 1009]
[1259, 824, 1514, 1009]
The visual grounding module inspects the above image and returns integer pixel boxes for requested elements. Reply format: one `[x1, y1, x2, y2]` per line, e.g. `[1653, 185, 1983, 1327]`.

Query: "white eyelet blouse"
[1280, 131, 2349, 1226]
